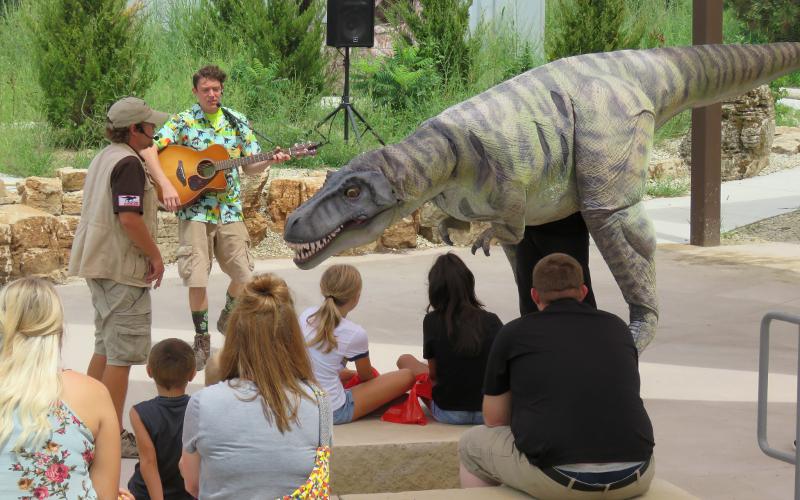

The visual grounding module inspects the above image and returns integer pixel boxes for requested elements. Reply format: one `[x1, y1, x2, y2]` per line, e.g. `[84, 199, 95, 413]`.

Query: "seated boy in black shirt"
[128, 339, 196, 500]
[459, 253, 655, 500]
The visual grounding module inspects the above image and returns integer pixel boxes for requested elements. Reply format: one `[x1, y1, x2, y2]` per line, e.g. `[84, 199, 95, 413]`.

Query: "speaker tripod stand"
[313, 47, 385, 146]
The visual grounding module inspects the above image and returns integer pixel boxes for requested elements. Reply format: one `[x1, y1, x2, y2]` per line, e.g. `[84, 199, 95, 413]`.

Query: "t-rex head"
[283, 164, 400, 269]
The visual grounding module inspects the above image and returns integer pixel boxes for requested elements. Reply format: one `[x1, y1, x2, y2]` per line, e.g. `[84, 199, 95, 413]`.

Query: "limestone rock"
[20, 176, 63, 215]
[680, 84, 775, 180]
[240, 168, 272, 245]
[57, 167, 88, 192]
[648, 158, 688, 180]
[380, 212, 419, 249]
[0, 245, 12, 281]
[772, 126, 800, 154]
[266, 175, 326, 232]
[0, 205, 58, 250]
[56, 216, 80, 249]
[448, 221, 491, 247]
[14, 247, 62, 277]
[336, 241, 379, 257]
[0, 193, 20, 205]
[156, 211, 179, 264]
[62, 191, 83, 216]
[0, 223, 10, 246]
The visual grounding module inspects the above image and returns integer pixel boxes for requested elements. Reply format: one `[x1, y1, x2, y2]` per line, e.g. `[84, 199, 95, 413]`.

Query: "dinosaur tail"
[622, 43, 800, 128]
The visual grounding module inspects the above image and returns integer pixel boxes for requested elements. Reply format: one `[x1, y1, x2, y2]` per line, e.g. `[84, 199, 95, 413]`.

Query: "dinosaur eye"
[345, 187, 360, 199]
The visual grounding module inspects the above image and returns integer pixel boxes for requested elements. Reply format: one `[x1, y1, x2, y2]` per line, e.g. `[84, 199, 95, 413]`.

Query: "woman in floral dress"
[0, 278, 120, 499]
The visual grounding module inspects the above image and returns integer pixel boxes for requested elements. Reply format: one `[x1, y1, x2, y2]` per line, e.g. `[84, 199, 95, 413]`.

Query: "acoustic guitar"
[155, 142, 318, 208]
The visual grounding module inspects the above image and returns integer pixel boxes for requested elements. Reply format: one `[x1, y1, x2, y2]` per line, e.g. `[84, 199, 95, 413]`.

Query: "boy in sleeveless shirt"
[127, 339, 196, 500]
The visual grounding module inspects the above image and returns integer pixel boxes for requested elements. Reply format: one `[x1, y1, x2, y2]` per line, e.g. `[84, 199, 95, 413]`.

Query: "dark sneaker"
[217, 308, 230, 335]
[193, 333, 211, 371]
[121, 429, 138, 458]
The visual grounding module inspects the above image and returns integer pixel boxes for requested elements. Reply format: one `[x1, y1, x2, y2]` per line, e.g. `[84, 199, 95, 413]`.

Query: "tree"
[203, 0, 329, 93]
[390, 0, 477, 86]
[31, 0, 153, 147]
[545, 0, 648, 61]
[728, 0, 800, 43]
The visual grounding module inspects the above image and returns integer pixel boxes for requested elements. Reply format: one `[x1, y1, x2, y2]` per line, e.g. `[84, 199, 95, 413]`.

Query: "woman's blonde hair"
[0, 278, 64, 450]
[218, 274, 315, 433]
[307, 264, 362, 353]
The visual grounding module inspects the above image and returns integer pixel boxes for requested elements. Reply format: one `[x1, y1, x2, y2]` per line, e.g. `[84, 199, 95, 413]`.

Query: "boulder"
[648, 158, 688, 180]
[266, 175, 326, 232]
[19, 176, 63, 215]
[56, 216, 80, 249]
[240, 168, 272, 245]
[62, 191, 83, 216]
[0, 205, 58, 250]
[156, 211, 179, 264]
[772, 126, 800, 155]
[57, 167, 88, 192]
[680, 84, 775, 180]
[14, 247, 62, 277]
[0, 223, 10, 246]
[380, 212, 419, 249]
[0, 245, 12, 281]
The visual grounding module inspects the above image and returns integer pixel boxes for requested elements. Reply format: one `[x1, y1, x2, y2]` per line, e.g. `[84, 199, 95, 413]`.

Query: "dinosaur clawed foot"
[437, 217, 471, 247]
[470, 227, 494, 257]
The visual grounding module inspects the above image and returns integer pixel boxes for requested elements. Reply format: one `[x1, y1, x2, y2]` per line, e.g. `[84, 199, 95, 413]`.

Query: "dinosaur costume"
[285, 43, 800, 351]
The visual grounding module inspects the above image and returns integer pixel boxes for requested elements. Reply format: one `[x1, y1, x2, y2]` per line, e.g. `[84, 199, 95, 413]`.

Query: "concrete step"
[332, 413, 468, 494]
[331, 415, 697, 498]
[337, 479, 698, 499]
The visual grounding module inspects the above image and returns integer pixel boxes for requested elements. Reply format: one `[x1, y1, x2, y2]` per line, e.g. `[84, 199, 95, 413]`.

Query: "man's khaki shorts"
[87, 279, 151, 367]
[176, 220, 254, 288]
[459, 425, 654, 500]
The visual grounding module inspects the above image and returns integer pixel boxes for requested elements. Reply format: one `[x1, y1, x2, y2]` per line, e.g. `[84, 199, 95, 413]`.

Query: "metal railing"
[757, 311, 800, 500]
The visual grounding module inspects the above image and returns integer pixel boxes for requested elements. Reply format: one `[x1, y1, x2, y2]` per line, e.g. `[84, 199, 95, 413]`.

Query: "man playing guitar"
[141, 65, 290, 369]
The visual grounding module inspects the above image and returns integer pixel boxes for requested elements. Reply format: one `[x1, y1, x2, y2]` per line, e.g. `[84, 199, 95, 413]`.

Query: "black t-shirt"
[423, 309, 503, 411]
[127, 395, 194, 500]
[110, 155, 146, 214]
[483, 299, 654, 468]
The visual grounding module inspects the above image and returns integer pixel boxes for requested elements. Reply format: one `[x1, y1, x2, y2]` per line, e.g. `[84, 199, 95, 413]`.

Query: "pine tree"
[728, 0, 800, 43]
[545, 0, 647, 61]
[31, 0, 153, 147]
[205, 0, 328, 93]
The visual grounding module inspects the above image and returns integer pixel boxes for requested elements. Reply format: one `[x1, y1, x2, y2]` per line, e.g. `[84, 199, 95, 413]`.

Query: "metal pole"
[690, 0, 722, 246]
[343, 47, 350, 142]
[796, 322, 800, 499]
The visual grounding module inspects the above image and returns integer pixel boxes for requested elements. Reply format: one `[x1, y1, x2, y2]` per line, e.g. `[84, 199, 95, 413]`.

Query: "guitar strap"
[220, 107, 276, 147]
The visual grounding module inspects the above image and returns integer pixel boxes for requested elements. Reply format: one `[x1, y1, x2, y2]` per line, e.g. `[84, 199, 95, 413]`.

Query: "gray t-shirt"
[183, 379, 324, 499]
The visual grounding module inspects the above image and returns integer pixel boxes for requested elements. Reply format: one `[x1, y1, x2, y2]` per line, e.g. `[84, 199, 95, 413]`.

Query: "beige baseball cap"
[107, 96, 169, 128]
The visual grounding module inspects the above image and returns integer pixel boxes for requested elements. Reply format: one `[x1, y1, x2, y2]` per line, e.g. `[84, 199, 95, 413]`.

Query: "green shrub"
[31, 0, 153, 148]
[728, 0, 800, 43]
[389, 0, 477, 86]
[545, 0, 648, 61]
[775, 103, 800, 127]
[353, 43, 442, 110]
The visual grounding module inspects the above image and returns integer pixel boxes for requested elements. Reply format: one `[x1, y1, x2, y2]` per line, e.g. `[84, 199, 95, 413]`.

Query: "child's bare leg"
[396, 354, 429, 377]
[350, 369, 416, 420]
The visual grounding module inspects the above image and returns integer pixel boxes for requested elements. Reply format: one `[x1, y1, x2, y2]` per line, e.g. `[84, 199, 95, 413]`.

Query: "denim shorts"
[430, 400, 484, 425]
[333, 389, 355, 425]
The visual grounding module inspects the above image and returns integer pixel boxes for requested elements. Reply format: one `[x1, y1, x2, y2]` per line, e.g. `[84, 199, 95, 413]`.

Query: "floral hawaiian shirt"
[154, 103, 261, 224]
[1, 401, 97, 500]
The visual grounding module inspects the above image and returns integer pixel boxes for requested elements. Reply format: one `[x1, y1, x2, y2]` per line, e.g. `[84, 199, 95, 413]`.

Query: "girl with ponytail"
[0, 278, 121, 499]
[302, 264, 415, 425]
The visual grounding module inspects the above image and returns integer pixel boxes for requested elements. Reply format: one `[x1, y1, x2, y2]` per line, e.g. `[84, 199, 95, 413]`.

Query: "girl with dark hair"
[397, 253, 503, 424]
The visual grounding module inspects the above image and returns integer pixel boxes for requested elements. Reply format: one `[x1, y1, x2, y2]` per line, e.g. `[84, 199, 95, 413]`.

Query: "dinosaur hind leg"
[583, 204, 657, 352]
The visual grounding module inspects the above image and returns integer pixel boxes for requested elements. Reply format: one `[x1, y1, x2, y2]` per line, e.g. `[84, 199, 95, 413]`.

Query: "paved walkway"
[54, 167, 800, 498]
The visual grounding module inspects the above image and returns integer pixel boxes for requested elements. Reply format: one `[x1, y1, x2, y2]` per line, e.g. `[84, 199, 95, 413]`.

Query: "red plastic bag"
[381, 374, 433, 425]
[343, 367, 380, 389]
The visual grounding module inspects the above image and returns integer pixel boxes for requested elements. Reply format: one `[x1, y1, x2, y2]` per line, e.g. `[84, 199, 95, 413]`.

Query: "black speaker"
[326, 0, 374, 48]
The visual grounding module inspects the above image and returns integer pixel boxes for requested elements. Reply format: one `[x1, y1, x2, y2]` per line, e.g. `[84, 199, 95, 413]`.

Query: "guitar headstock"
[286, 142, 320, 159]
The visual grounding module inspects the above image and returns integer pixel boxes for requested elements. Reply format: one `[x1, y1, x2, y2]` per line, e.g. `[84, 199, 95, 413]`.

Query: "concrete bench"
[331, 416, 696, 498]
[337, 479, 698, 499]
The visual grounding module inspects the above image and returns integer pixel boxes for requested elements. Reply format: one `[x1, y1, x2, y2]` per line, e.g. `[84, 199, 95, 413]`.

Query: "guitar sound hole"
[198, 161, 216, 179]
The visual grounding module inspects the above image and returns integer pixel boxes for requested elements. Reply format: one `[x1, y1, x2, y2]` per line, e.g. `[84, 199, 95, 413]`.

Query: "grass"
[775, 103, 800, 127]
[646, 175, 690, 198]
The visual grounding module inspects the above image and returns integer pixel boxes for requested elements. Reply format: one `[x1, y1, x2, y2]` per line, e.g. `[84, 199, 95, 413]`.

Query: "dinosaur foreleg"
[583, 204, 658, 352]
[437, 217, 471, 246]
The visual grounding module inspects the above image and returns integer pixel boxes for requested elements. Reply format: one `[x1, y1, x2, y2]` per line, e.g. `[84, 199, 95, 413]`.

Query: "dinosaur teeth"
[291, 224, 347, 261]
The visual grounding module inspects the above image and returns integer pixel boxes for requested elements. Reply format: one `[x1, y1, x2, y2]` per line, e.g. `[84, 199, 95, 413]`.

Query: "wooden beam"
[690, 0, 723, 246]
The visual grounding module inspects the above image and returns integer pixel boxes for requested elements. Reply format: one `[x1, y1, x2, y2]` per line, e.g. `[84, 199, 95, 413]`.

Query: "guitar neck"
[213, 150, 285, 173]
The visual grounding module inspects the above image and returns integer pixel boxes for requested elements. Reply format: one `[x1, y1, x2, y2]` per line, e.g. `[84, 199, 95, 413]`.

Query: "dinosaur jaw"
[286, 208, 396, 269]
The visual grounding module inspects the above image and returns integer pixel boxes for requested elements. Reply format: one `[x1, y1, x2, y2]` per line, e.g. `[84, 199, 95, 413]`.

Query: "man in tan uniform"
[69, 97, 169, 458]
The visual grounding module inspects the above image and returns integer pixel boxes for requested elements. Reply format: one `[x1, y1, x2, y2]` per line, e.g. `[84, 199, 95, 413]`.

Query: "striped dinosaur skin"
[285, 43, 800, 351]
